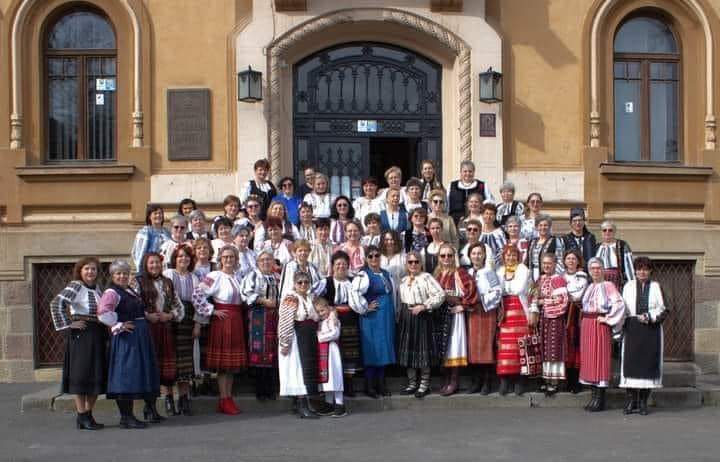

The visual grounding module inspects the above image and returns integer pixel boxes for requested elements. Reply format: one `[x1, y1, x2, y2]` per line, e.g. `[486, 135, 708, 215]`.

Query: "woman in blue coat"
[352, 245, 396, 398]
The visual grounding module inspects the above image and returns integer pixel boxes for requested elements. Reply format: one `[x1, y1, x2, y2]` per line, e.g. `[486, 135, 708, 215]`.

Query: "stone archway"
[265, 7, 472, 183]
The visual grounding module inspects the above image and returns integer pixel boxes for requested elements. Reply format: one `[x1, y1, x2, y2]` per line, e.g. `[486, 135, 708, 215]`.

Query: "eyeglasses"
[173, 225, 186, 230]
[367, 254, 381, 259]
[439, 253, 454, 258]
[296, 280, 310, 286]
[407, 260, 420, 265]
[602, 229, 614, 232]
[466, 227, 480, 232]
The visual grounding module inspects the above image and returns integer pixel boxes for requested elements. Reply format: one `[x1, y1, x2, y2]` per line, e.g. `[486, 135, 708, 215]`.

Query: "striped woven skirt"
[565, 302, 581, 369]
[149, 320, 177, 386]
[468, 308, 497, 364]
[206, 303, 247, 373]
[396, 304, 436, 369]
[579, 313, 612, 386]
[248, 304, 278, 368]
[496, 296, 528, 376]
[175, 301, 195, 381]
[336, 306, 362, 374]
[541, 316, 566, 380]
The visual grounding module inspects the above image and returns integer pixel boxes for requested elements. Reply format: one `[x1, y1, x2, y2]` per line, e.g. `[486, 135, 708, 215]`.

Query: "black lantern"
[479, 67, 502, 103]
[238, 66, 262, 102]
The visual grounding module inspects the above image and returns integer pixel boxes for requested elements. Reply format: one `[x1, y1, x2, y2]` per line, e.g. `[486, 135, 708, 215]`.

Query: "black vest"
[448, 180, 485, 224]
[249, 180, 277, 220]
[109, 284, 146, 322]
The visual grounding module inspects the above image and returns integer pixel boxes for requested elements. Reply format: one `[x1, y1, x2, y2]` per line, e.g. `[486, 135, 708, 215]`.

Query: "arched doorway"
[293, 42, 442, 197]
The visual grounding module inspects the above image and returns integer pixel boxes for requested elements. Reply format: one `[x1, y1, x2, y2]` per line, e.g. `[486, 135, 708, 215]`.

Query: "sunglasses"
[602, 229, 614, 232]
[246, 204, 259, 209]
[296, 280, 310, 285]
[367, 254, 381, 259]
[407, 260, 420, 265]
[439, 253, 454, 258]
[466, 227, 480, 232]
[173, 225, 186, 229]
[432, 199, 444, 204]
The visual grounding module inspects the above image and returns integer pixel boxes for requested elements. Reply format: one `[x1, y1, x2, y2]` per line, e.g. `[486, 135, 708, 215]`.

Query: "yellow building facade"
[0, 0, 719, 381]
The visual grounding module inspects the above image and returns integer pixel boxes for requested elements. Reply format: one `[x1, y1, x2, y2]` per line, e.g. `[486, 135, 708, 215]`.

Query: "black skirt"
[294, 320, 319, 395]
[396, 304, 437, 369]
[61, 321, 108, 395]
[622, 317, 662, 380]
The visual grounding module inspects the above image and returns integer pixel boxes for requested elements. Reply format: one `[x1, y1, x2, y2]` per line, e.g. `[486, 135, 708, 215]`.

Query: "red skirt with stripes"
[149, 321, 177, 386]
[206, 303, 247, 373]
[565, 302, 581, 369]
[579, 313, 611, 385]
[496, 296, 529, 376]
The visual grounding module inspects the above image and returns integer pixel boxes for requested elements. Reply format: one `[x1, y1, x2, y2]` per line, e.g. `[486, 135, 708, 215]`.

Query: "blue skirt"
[359, 293, 396, 367]
[106, 318, 160, 400]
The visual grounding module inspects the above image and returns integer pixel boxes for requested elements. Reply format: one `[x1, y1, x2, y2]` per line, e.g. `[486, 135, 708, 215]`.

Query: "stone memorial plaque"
[167, 89, 211, 160]
[479, 113, 496, 137]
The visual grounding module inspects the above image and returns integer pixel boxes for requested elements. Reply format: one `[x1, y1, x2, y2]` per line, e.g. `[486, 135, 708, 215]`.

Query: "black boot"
[164, 395, 179, 416]
[514, 376, 526, 396]
[117, 400, 146, 429]
[567, 369, 581, 394]
[76, 411, 101, 430]
[297, 397, 319, 419]
[639, 389, 649, 416]
[376, 375, 391, 397]
[344, 375, 356, 398]
[585, 387, 597, 411]
[499, 377, 510, 396]
[467, 368, 481, 394]
[143, 399, 166, 423]
[178, 394, 193, 416]
[87, 410, 104, 429]
[403, 369, 419, 395]
[623, 389, 638, 415]
[480, 368, 492, 396]
[589, 387, 606, 412]
[364, 377, 378, 399]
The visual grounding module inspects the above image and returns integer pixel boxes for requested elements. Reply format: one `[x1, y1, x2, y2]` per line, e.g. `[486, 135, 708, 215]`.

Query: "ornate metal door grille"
[652, 260, 694, 361]
[33, 262, 111, 367]
[293, 42, 442, 188]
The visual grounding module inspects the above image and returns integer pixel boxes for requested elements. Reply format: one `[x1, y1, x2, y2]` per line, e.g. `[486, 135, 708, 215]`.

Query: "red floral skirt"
[206, 303, 247, 373]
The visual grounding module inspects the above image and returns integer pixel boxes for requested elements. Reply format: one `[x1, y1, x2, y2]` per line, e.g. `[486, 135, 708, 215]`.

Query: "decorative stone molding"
[274, 0, 307, 12]
[589, 0, 715, 149]
[10, 0, 144, 150]
[266, 8, 472, 183]
[430, 0, 463, 12]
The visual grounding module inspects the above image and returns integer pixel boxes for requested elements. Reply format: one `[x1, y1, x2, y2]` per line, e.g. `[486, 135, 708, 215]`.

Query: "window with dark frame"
[613, 15, 680, 162]
[45, 9, 117, 161]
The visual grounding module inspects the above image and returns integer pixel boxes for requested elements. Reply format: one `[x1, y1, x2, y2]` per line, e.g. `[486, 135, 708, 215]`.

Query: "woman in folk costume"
[259, 217, 294, 269]
[278, 271, 321, 419]
[425, 217, 448, 274]
[380, 230, 406, 311]
[496, 244, 538, 396]
[316, 251, 368, 397]
[562, 249, 589, 394]
[533, 252, 570, 396]
[309, 218, 334, 278]
[241, 250, 280, 401]
[397, 251, 446, 398]
[337, 220, 366, 275]
[159, 214, 189, 270]
[427, 188, 459, 249]
[595, 219, 635, 290]
[580, 257, 626, 412]
[316, 299, 348, 418]
[434, 243, 479, 396]
[303, 173, 333, 219]
[353, 176, 385, 229]
[192, 245, 248, 415]
[505, 216, 529, 264]
[131, 204, 170, 273]
[278, 239, 323, 299]
[132, 252, 184, 419]
[419, 159, 445, 202]
[163, 244, 201, 416]
[466, 243, 502, 395]
[49, 257, 107, 430]
[526, 214, 565, 282]
[353, 246, 397, 398]
[380, 188, 408, 237]
[479, 203, 507, 269]
[98, 260, 160, 429]
[330, 195, 355, 244]
[620, 257, 668, 416]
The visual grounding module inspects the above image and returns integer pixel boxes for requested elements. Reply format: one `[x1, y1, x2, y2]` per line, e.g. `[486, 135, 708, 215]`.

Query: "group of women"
[50, 158, 668, 429]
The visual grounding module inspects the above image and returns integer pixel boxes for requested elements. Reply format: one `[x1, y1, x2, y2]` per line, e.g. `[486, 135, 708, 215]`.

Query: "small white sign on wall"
[95, 94, 105, 105]
[625, 102, 634, 113]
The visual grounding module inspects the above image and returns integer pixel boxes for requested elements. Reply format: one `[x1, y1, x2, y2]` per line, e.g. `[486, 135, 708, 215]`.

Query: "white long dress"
[318, 314, 344, 393]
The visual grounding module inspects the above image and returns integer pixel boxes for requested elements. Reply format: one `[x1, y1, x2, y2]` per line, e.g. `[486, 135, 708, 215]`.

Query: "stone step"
[25, 385, 709, 415]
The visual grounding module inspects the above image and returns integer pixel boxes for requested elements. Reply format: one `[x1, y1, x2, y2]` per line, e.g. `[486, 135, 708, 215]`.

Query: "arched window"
[613, 15, 680, 162]
[45, 9, 116, 161]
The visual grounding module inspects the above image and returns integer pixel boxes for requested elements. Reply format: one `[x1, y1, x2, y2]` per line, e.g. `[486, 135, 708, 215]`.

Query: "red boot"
[222, 397, 241, 415]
